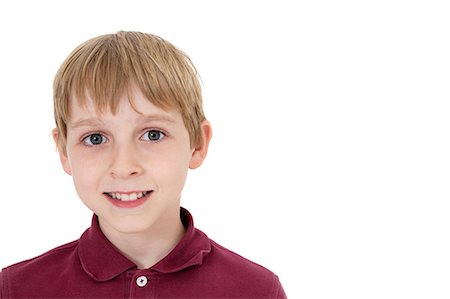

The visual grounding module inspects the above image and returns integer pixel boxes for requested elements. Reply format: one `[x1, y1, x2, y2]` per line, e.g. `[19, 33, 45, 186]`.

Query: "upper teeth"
[108, 191, 149, 201]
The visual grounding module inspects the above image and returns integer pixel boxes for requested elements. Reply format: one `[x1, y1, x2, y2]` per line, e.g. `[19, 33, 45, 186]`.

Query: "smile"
[104, 191, 152, 201]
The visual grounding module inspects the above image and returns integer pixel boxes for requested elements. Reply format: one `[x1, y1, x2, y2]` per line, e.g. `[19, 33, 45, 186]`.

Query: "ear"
[189, 120, 212, 169]
[52, 128, 72, 176]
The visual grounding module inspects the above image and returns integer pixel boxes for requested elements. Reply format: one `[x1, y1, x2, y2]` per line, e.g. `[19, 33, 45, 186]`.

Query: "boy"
[0, 31, 286, 298]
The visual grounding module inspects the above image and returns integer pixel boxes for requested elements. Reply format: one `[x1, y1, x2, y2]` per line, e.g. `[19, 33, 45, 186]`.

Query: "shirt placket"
[127, 270, 157, 298]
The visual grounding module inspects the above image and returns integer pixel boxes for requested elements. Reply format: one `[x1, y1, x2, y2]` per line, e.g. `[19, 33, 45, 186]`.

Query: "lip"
[103, 191, 152, 209]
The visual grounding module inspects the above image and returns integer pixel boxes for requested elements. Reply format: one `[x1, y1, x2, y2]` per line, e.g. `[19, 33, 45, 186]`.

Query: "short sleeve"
[272, 275, 287, 299]
[0, 270, 4, 299]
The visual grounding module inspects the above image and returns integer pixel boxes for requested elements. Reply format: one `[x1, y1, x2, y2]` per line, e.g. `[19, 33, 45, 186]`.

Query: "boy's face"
[54, 87, 211, 235]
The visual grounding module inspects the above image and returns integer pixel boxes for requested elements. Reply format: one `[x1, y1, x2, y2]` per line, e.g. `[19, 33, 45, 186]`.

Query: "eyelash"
[140, 129, 166, 143]
[81, 129, 166, 146]
[81, 132, 107, 146]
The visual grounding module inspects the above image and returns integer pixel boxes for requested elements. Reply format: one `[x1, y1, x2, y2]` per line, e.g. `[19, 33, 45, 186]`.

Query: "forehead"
[67, 87, 180, 125]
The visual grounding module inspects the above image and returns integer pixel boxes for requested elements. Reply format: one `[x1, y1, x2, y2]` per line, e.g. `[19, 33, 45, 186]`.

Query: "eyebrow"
[138, 114, 176, 124]
[69, 114, 176, 129]
[69, 118, 104, 129]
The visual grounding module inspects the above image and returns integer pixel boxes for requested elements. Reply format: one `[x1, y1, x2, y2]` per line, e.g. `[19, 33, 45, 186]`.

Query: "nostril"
[110, 170, 142, 179]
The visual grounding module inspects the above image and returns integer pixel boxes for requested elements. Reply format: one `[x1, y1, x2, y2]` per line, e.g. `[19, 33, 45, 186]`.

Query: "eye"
[141, 130, 165, 142]
[83, 133, 107, 146]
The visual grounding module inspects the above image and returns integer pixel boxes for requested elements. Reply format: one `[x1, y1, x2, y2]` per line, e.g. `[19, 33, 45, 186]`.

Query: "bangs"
[66, 33, 182, 115]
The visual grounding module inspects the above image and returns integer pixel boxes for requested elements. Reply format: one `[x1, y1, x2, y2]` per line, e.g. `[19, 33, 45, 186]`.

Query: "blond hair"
[53, 31, 205, 149]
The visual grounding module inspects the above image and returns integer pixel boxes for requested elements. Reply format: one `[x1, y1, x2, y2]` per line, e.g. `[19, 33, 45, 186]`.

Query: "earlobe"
[189, 120, 212, 169]
[52, 128, 72, 176]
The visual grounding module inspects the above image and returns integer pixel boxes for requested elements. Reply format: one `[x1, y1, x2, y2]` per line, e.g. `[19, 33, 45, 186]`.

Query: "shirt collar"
[151, 208, 211, 273]
[78, 207, 211, 281]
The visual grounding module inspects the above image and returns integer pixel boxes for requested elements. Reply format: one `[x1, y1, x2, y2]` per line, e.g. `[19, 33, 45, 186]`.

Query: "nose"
[109, 143, 144, 179]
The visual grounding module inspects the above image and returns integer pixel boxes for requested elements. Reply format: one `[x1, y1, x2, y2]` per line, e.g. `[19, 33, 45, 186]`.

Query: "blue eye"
[142, 130, 165, 142]
[83, 133, 107, 146]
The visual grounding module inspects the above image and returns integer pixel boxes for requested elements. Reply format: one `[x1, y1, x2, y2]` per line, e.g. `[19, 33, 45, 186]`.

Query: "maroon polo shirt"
[1, 208, 286, 298]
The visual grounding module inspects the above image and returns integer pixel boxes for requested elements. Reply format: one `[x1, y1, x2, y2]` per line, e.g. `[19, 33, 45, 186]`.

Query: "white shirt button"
[136, 275, 148, 287]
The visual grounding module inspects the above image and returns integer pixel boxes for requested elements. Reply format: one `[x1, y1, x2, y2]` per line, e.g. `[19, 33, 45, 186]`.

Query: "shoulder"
[2, 240, 79, 274]
[202, 238, 286, 298]
[209, 239, 274, 276]
[1, 240, 80, 297]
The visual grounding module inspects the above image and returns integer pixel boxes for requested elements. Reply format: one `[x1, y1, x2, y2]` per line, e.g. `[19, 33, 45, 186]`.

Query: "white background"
[1, 1, 449, 298]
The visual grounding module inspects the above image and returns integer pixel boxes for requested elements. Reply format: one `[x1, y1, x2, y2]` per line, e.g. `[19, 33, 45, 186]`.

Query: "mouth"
[103, 190, 152, 201]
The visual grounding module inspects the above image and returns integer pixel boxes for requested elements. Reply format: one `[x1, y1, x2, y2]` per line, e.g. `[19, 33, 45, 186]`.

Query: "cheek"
[68, 152, 106, 193]
[151, 149, 191, 190]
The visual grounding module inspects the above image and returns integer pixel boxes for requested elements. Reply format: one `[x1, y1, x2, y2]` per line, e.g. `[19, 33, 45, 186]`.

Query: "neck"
[99, 208, 186, 269]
